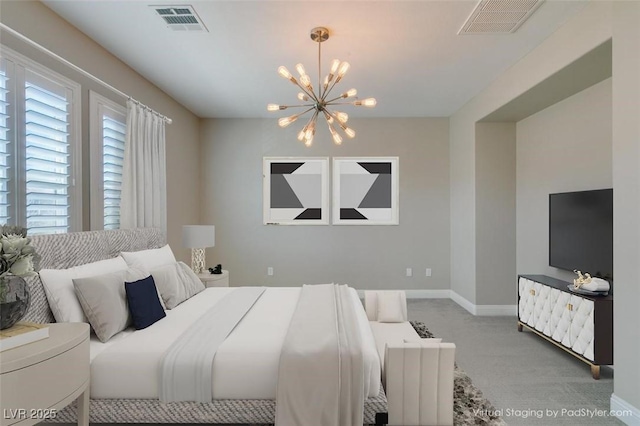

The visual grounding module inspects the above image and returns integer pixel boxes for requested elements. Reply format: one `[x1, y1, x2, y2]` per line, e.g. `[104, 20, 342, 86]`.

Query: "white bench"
[365, 291, 456, 426]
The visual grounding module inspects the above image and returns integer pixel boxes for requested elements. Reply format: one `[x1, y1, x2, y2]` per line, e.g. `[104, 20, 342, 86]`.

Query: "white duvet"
[89, 287, 381, 400]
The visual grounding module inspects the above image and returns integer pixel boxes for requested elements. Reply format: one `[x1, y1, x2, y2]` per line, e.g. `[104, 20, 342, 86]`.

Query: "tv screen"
[549, 189, 613, 280]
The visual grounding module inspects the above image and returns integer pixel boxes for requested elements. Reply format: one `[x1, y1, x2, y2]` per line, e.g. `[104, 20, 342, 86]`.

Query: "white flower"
[9, 255, 35, 276]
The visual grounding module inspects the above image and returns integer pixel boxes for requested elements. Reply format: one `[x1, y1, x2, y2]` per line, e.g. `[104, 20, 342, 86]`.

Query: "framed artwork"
[263, 157, 329, 225]
[332, 157, 399, 225]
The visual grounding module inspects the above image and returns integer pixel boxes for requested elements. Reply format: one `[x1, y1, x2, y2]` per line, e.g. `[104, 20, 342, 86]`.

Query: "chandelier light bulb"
[297, 92, 309, 101]
[355, 97, 377, 107]
[297, 130, 306, 141]
[344, 127, 356, 138]
[300, 74, 312, 90]
[343, 88, 357, 98]
[323, 111, 334, 124]
[278, 66, 292, 80]
[304, 137, 313, 147]
[267, 104, 282, 112]
[278, 115, 298, 128]
[330, 59, 340, 75]
[334, 111, 349, 124]
[329, 126, 343, 145]
[337, 62, 350, 78]
[295, 63, 307, 76]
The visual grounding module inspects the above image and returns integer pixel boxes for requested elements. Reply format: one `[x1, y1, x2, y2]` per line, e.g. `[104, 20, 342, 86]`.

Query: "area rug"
[410, 321, 507, 426]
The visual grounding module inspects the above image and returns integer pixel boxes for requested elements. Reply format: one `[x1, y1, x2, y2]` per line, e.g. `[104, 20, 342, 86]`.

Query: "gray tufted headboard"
[23, 228, 166, 324]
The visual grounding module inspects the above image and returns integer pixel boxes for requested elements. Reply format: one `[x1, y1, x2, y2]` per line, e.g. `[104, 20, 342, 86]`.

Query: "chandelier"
[267, 27, 376, 147]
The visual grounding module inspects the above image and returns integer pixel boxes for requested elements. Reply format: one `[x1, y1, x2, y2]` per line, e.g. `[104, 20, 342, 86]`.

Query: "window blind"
[102, 115, 125, 230]
[0, 65, 11, 225]
[24, 75, 71, 234]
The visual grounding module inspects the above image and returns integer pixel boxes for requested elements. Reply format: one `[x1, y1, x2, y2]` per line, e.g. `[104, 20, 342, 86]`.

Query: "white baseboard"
[357, 289, 517, 316]
[449, 291, 517, 316]
[611, 394, 640, 425]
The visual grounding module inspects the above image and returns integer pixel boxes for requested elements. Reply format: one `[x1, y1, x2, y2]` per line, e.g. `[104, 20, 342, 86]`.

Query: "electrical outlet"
[267, 267, 274, 276]
[425, 268, 432, 277]
[406, 268, 413, 277]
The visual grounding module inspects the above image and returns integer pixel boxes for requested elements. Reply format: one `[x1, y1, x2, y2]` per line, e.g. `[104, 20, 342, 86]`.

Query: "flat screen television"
[549, 189, 613, 280]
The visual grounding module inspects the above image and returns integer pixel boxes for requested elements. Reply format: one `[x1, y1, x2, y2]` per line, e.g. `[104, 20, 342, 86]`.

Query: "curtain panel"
[120, 100, 167, 233]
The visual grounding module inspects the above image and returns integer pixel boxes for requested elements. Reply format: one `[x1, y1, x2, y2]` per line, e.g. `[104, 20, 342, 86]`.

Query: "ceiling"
[42, 0, 588, 119]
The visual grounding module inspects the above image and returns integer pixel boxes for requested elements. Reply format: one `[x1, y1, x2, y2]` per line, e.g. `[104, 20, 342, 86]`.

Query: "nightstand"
[0, 322, 90, 426]
[198, 270, 229, 287]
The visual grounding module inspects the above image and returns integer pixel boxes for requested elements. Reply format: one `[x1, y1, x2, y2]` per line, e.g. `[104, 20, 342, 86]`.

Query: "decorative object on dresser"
[209, 264, 222, 274]
[263, 157, 329, 225]
[182, 225, 215, 274]
[0, 225, 40, 329]
[517, 275, 613, 379]
[332, 157, 399, 225]
[0, 323, 90, 426]
[199, 270, 229, 288]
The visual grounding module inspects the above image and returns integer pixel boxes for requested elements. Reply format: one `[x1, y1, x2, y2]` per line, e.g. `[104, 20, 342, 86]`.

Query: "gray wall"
[201, 118, 450, 290]
[475, 123, 516, 305]
[0, 1, 202, 263]
[612, 1, 640, 413]
[516, 78, 612, 282]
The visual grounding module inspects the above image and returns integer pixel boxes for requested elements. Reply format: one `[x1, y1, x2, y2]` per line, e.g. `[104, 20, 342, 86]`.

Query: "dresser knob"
[567, 303, 573, 311]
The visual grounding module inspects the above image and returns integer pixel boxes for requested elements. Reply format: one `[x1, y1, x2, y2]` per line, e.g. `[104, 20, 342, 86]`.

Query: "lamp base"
[191, 248, 206, 274]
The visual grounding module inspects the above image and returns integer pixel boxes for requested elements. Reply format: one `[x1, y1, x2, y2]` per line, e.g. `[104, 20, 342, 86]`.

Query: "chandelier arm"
[277, 104, 317, 109]
[318, 33, 322, 99]
[294, 81, 320, 103]
[327, 101, 359, 106]
[325, 95, 350, 104]
[322, 78, 341, 102]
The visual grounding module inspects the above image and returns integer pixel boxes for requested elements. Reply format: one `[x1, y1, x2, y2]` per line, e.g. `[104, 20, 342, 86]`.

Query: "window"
[90, 91, 126, 230]
[0, 46, 81, 235]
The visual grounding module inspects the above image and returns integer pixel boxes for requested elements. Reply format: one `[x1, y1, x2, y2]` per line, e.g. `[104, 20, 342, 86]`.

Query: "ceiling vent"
[458, 0, 544, 35]
[151, 5, 208, 32]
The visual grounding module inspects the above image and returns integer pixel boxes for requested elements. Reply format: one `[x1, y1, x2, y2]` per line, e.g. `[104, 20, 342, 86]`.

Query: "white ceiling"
[42, 0, 587, 118]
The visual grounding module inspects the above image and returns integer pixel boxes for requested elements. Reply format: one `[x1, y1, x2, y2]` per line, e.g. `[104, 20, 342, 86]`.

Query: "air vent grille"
[459, 0, 544, 34]
[151, 5, 208, 32]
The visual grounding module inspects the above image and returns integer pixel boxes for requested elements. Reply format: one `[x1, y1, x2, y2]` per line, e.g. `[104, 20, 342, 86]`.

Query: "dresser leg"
[591, 365, 601, 380]
[77, 384, 89, 426]
[517, 323, 523, 332]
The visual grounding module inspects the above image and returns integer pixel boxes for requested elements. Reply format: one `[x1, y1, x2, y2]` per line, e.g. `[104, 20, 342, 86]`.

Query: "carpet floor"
[408, 298, 622, 425]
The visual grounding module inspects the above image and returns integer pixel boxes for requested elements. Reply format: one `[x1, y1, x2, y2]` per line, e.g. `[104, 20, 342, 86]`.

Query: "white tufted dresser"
[517, 275, 613, 379]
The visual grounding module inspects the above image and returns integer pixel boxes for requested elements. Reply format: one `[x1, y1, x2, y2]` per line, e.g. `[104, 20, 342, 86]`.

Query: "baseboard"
[357, 289, 517, 316]
[611, 394, 640, 425]
[449, 291, 517, 316]
[356, 289, 450, 299]
[449, 291, 477, 315]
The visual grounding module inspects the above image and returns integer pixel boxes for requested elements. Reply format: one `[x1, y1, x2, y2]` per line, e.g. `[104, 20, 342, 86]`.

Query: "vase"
[0, 275, 30, 330]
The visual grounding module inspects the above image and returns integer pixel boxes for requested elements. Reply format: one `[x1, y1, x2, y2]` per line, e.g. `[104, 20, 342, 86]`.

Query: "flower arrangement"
[0, 225, 39, 303]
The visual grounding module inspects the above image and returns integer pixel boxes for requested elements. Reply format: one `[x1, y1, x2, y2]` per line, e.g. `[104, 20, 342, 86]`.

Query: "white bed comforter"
[89, 287, 381, 400]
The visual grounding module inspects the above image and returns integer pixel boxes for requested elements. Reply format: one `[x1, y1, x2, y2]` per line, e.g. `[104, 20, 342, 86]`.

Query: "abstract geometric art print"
[263, 157, 329, 225]
[332, 157, 399, 225]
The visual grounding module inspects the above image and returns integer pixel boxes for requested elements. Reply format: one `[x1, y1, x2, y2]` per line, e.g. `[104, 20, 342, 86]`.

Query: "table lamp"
[182, 225, 215, 274]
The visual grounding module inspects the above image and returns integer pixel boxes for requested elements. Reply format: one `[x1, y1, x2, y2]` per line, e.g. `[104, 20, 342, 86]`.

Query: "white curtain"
[120, 100, 167, 233]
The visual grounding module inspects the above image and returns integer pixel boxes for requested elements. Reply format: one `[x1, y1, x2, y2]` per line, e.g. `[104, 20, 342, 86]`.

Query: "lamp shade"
[182, 225, 215, 249]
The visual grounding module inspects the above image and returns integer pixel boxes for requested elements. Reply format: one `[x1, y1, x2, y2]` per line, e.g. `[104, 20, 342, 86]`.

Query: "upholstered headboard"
[23, 228, 166, 324]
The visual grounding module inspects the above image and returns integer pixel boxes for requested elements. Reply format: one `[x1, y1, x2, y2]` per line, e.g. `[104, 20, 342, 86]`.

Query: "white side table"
[198, 270, 229, 287]
[0, 322, 90, 426]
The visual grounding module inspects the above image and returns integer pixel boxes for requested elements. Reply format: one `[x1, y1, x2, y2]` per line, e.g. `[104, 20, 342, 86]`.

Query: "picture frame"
[332, 157, 399, 225]
[263, 157, 329, 225]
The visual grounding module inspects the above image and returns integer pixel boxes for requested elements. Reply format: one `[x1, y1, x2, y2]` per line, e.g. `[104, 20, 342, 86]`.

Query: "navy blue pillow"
[125, 275, 166, 330]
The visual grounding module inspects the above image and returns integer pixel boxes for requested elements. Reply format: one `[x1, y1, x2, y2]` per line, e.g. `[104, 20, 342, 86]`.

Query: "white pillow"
[377, 291, 405, 323]
[151, 261, 204, 309]
[404, 338, 442, 344]
[151, 263, 186, 309]
[120, 244, 176, 272]
[40, 256, 129, 323]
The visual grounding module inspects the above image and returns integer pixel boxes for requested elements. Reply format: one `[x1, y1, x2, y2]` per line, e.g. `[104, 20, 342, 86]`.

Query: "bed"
[22, 228, 388, 425]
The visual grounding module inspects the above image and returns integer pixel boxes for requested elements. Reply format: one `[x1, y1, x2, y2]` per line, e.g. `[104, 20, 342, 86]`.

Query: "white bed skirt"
[89, 287, 381, 400]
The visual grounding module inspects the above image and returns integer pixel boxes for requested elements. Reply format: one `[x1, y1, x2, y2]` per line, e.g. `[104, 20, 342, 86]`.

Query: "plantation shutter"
[24, 70, 71, 234]
[102, 114, 125, 229]
[0, 59, 12, 225]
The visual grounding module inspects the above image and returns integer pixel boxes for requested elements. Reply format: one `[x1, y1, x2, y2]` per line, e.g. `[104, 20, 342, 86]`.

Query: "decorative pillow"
[377, 291, 405, 323]
[125, 275, 166, 330]
[176, 261, 205, 299]
[73, 270, 131, 343]
[120, 244, 176, 272]
[404, 338, 443, 344]
[40, 256, 129, 323]
[151, 263, 186, 309]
